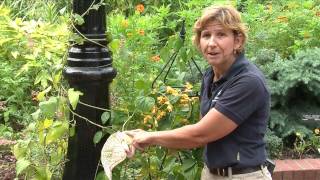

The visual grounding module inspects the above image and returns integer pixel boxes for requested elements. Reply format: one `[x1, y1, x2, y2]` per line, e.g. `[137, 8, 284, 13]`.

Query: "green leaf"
[37, 86, 52, 101]
[35, 165, 52, 180]
[135, 79, 149, 91]
[101, 112, 110, 124]
[70, 33, 84, 45]
[46, 122, 68, 144]
[93, 131, 103, 144]
[135, 96, 155, 112]
[11, 51, 19, 59]
[96, 171, 108, 180]
[13, 143, 27, 159]
[3, 111, 9, 122]
[69, 125, 75, 137]
[92, 4, 100, 11]
[39, 97, 58, 118]
[31, 109, 41, 120]
[73, 13, 84, 25]
[109, 39, 120, 52]
[181, 158, 195, 172]
[174, 38, 184, 51]
[68, 88, 83, 110]
[16, 158, 30, 175]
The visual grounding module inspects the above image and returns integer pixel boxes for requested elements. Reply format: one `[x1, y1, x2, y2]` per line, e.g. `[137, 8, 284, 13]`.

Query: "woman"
[126, 5, 272, 180]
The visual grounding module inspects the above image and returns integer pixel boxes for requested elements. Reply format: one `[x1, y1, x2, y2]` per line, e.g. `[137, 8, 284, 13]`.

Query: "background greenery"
[0, 0, 319, 179]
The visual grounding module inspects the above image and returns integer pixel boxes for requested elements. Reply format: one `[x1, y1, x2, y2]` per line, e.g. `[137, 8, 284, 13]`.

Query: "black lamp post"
[63, 0, 116, 179]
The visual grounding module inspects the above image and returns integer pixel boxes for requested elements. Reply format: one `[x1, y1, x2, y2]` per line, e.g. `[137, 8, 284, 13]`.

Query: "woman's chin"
[206, 59, 221, 67]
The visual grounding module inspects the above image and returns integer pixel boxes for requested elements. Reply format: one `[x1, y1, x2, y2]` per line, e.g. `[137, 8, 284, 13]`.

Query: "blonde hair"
[192, 5, 248, 54]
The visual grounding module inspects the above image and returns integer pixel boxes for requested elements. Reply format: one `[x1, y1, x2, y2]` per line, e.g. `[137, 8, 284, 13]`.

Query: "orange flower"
[151, 55, 161, 62]
[138, 29, 145, 36]
[121, 19, 128, 28]
[136, 4, 145, 13]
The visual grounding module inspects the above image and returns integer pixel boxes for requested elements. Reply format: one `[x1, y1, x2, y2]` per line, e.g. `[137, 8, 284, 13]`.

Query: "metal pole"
[63, 0, 116, 179]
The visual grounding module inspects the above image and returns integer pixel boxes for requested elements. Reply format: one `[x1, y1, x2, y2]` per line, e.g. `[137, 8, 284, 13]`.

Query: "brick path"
[273, 159, 320, 180]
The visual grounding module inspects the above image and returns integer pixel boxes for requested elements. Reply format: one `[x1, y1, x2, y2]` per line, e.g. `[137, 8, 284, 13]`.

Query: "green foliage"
[293, 130, 320, 158]
[254, 48, 320, 140]
[244, 0, 320, 152]
[265, 128, 283, 159]
[244, 0, 320, 59]
[0, 4, 70, 179]
[1, 0, 70, 21]
[0, 0, 319, 179]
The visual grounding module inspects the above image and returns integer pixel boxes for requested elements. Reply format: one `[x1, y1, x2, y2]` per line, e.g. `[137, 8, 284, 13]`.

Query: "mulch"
[0, 138, 17, 180]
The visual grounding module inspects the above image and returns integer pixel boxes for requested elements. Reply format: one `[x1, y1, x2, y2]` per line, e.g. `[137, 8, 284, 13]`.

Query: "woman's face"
[199, 21, 243, 67]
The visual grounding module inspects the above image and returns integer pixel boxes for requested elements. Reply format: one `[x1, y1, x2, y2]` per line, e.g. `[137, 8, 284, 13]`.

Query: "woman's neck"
[212, 56, 237, 82]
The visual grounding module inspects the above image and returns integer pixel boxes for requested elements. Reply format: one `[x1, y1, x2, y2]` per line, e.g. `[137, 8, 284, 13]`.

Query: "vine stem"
[93, 160, 101, 180]
[67, 106, 112, 129]
[70, 22, 108, 48]
[78, 101, 111, 112]
[80, 0, 104, 17]
[122, 109, 137, 131]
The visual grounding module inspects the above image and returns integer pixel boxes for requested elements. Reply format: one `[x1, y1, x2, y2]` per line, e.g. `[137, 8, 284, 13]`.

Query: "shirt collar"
[213, 53, 249, 84]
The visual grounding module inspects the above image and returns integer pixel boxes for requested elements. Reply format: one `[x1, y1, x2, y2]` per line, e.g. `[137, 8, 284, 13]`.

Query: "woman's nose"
[207, 37, 217, 47]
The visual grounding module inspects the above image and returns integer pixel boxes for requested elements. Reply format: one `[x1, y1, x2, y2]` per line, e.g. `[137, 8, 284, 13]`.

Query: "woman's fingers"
[125, 145, 135, 158]
[124, 129, 150, 151]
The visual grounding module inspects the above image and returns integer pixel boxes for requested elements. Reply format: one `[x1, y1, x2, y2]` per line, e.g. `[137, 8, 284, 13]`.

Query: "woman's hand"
[125, 129, 153, 152]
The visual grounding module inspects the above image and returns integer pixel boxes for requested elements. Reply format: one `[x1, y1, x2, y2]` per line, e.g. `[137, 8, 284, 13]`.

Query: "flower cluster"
[141, 83, 199, 129]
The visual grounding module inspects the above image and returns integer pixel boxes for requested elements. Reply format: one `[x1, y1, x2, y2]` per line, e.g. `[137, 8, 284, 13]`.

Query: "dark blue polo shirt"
[200, 53, 270, 169]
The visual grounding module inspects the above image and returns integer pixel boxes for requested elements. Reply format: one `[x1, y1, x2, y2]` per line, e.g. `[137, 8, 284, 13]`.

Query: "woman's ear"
[234, 33, 244, 50]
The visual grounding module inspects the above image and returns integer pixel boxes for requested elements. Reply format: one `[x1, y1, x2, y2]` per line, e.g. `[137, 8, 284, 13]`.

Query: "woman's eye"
[216, 32, 225, 37]
[201, 33, 211, 38]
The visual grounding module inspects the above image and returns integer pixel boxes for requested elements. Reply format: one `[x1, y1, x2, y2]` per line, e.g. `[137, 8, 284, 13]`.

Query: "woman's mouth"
[208, 52, 219, 57]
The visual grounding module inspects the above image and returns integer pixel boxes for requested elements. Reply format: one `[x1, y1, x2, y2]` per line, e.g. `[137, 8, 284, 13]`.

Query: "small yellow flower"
[185, 82, 193, 90]
[151, 106, 157, 114]
[167, 104, 173, 112]
[157, 96, 168, 105]
[266, 4, 272, 12]
[277, 16, 288, 23]
[136, 4, 145, 13]
[160, 111, 166, 117]
[143, 115, 152, 124]
[315, 128, 320, 135]
[180, 94, 190, 104]
[127, 32, 133, 37]
[191, 97, 199, 101]
[156, 111, 166, 121]
[166, 86, 178, 95]
[121, 19, 129, 28]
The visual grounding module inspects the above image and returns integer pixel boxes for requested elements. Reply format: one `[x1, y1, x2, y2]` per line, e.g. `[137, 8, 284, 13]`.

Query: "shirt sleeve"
[214, 75, 268, 125]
